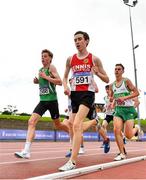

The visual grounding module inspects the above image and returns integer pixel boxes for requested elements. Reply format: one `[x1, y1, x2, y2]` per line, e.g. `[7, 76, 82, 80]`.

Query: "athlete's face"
[74, 34, 88, 51]
[114, 65, 124, 77]
[41, 52, 52, 66]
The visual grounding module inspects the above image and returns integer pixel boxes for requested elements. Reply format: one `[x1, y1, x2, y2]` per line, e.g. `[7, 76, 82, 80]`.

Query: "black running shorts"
[33, 100, 60, 120]
[70, 91, 95, 113]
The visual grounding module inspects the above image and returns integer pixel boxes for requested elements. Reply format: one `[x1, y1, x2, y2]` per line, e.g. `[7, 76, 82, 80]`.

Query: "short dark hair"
[74, 31, 90, 41]
[115, 63, 125, 70]
[105, 85, 109, 89]
[41, 49, 53, 58]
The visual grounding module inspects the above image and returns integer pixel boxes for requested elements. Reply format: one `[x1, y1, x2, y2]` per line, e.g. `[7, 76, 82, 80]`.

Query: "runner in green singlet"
[14, 49, 68, 159]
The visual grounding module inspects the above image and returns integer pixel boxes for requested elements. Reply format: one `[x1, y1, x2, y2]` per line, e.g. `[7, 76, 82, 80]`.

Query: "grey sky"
[0, 0, 145, 118]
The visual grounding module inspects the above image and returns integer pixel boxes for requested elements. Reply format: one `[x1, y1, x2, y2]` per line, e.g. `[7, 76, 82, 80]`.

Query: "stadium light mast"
[122, 0, 140, 125]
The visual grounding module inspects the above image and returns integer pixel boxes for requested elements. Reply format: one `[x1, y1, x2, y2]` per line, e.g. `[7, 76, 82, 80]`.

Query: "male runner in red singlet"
[59, 31, 109, 171]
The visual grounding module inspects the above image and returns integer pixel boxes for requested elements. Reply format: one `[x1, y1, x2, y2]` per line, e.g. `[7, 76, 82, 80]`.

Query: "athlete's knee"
[28, 114, 39, 127]
[124, 131, 133, 139]
[114, 126, 121, 134]
[28, 121, 37, 128]
[54, 120, 62, 129]
[125, 134, 132, 139]
[54, 119, 65, 129]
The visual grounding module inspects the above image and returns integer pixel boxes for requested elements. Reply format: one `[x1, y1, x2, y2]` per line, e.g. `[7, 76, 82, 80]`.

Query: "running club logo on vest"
[83, 58, 89, 64]
[72, 63, 91, 72]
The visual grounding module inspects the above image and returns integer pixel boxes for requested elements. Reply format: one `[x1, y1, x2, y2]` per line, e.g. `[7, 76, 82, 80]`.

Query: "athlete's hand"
[64, 87, 70, 96]
[39, 71, 48, 79]
[117, 97, 126, 102]
[95, 87, 99, 93]
[116, 97, 126, 105]
[33, 77, 39, 84]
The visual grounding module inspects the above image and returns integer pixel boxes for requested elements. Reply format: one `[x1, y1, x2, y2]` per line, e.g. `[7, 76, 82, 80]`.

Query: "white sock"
[24, 142, 31, 153]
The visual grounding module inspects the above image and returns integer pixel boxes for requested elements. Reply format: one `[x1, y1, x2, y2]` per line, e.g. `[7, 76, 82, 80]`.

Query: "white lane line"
[0, 146, 70, 151]
[0, 148, 146, 165]
[26, 155, 146, 180]
[0, 147, 110, 156]
[0, 146, 144, 156]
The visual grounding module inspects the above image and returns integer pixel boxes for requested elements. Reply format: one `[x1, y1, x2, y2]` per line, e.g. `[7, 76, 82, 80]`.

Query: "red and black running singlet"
[70, 53, 95, 92]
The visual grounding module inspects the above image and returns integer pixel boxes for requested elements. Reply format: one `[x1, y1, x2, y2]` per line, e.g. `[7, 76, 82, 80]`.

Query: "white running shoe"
[114, 153, 126, 161]
[78, 147, 85, 154]
[135, 124, 144, 138]
[14, 150, 30, 159]
[59, 160, 76, 171]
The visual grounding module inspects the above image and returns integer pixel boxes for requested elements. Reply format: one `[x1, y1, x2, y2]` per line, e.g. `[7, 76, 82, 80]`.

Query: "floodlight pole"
[128, 6, 138, 89]
[123, 1, 140, 126]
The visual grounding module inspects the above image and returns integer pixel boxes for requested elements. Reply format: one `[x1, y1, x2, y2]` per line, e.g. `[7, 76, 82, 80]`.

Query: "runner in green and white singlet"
[110, 63, 143, 161]
[113, 78, 137, 121]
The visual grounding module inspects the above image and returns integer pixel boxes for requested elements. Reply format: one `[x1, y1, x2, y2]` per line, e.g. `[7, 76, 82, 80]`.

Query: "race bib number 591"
[75, 76, 91, 85]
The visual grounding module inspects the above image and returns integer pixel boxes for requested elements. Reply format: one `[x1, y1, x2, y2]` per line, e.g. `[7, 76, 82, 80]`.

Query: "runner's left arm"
[39, 64, 62, 85]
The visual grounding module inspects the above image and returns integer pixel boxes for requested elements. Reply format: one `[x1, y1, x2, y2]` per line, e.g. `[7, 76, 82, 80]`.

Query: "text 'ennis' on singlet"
[39, 67, 57, 101]
[112, 78, 133, 107]
[70, 53, 95, 92]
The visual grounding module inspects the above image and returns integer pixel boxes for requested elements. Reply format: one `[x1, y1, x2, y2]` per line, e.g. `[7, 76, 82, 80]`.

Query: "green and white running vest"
[39, 67, 57, 101]
[112, 78, 133, 107]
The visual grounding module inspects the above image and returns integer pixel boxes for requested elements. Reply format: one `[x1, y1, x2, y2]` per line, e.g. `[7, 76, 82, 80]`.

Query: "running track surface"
[0, 141, 146, 179]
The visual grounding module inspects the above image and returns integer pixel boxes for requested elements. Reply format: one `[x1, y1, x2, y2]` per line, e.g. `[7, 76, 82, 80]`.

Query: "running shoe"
[114, 153, 126, 161]
[78, 147, 85, 154]
[59, 160, 76, 171]
[103, 138, 110, 153]
[14, 150, 30, 159]
[65, 149, 72, 158]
